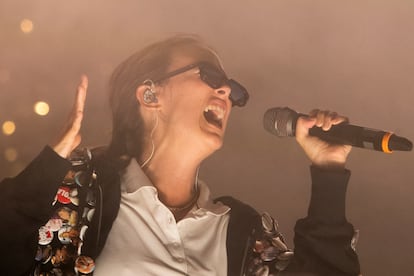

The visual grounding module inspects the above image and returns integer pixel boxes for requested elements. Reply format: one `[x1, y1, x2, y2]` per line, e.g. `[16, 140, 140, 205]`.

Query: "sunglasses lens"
[228, 79, 249, 107]
[199, 65, 226, 89]
[199, 63, 249, 107]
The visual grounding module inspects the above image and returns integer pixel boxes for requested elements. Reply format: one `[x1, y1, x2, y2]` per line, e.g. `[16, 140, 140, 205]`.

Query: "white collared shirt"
[94, 159, 231, 276]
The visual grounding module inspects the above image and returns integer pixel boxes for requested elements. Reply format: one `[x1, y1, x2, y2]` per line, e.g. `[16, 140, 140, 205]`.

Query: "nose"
[215, 84, 231, 100]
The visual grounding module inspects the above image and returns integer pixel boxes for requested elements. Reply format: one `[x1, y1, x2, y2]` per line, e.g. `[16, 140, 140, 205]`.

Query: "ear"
[135, 82, 161, 109]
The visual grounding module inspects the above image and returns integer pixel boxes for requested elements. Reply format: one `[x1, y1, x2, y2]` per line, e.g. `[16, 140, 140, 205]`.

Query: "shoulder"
[214, 196, 261, 230]
[88, 146, 121, 193]
[89, 146, 117, 174]
[214, 196, 259, 217]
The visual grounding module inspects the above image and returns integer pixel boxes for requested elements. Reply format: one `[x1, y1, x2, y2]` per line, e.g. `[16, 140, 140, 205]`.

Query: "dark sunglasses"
[153, 62, 249, 107]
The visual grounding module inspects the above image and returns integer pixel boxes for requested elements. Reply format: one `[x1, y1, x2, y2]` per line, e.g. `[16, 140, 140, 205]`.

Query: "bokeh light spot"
[20, 19, 34, 34]
[2, 121, 16, 135]
[4, 147, 18, 162]
[33, 101, 50, 116]
[34, 101, 50, 116]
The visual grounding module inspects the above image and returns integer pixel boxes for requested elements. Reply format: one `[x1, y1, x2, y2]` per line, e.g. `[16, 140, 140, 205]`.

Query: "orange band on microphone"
[382, 132, 393, 153]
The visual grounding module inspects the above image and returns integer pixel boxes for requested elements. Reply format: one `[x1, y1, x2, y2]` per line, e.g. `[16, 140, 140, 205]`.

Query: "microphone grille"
[263, 107, 297, 137]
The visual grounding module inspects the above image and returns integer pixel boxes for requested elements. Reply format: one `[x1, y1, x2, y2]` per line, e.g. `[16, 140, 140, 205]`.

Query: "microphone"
[263, 107, 413, 153]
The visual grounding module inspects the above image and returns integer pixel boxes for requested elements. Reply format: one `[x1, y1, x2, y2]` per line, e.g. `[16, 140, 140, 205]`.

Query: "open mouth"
[204, 105, 225, 129]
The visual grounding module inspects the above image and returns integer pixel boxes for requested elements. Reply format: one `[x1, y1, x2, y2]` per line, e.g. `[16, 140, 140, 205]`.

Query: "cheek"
[161, 79, 212, 120]
[172, 85, 208, 111]
[163, 97, 202, 126]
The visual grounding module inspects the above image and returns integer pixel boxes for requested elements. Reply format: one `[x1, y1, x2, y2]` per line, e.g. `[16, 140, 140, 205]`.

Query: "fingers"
[51, 75, 88, 158]
[296, 109, 349, 139]
[71, 75, 88, 133]
[75, 75, 88, 114]
[309, 109, 348, 131]
[296, 109, 352, 169]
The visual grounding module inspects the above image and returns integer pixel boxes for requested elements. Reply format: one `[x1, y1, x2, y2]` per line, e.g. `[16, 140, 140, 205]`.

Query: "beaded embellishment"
[244, 213, 294, 276]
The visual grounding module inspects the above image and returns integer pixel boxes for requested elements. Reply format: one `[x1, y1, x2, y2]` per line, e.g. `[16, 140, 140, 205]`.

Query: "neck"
[141, 150, 202, 208]
[138, 121, 215, 210]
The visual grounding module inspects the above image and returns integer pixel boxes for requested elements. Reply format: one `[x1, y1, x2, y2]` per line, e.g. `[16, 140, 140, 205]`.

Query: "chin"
[199, 120, 227, 154]
[207, 135, 225, 152]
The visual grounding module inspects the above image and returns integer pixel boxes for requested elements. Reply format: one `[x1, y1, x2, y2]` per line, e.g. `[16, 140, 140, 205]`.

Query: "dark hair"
[106, 34, 221, 169]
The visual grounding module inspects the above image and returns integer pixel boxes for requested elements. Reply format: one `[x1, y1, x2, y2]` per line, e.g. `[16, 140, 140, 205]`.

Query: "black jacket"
[0, 146, 360, 275]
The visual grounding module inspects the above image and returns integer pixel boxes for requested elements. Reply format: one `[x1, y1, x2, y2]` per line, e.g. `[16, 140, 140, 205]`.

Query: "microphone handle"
[303, 123, 412, 152]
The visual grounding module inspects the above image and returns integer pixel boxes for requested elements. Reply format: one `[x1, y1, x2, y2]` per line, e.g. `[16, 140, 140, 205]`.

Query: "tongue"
[204, 110, 222, 128]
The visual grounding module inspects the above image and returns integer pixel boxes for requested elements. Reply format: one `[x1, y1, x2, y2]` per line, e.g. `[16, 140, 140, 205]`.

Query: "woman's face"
[156, 53, 233, 156]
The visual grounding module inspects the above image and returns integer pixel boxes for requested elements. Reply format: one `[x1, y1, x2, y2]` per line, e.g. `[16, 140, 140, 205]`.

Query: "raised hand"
[50, 75, 88, 158]
[295, 109, 352, 169]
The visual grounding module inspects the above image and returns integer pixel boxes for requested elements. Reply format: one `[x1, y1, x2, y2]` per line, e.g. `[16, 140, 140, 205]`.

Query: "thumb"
[296, 116, 316, 139]
[71, 134, 82, 152]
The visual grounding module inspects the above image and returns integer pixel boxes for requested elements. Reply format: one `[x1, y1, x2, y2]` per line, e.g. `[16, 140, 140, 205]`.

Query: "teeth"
[204, 105, 225, 119]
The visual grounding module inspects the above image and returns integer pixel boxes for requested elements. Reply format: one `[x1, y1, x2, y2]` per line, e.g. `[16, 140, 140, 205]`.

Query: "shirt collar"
[120, 158, 153, 193]
[120, 158, 230, 216]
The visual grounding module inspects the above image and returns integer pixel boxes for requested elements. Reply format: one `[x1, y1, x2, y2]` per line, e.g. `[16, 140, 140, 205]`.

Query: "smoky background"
[1, 1, 413, 274]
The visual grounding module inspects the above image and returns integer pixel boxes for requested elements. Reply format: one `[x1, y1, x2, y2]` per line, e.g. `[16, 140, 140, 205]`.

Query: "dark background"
[1, 1, 413, 274]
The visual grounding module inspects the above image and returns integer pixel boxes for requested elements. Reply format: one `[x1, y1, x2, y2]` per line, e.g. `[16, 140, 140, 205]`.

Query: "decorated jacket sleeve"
[283, 166, 360, 276]
[0, 146, 71, 275]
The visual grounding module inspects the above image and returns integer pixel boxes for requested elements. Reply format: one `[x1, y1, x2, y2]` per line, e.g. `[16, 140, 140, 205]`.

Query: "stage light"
[34, 101, 50, 116]
[20, 19, 34, 34]
[4, 147, 18, 162]
[2, 121, 16, 135]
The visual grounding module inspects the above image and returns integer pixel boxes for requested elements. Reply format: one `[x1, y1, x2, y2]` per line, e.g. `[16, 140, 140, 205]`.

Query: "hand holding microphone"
[263, 107, 413, 168]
